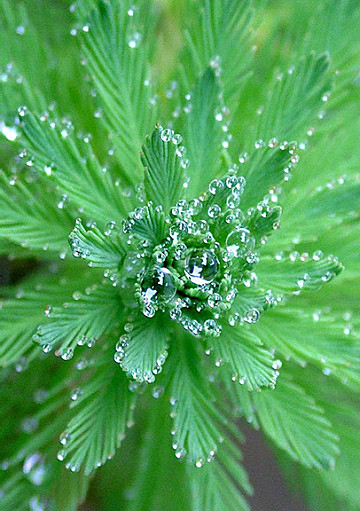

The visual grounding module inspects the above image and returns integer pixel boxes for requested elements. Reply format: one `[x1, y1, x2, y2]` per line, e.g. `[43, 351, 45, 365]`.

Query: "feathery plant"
[0, 0, 360, 510]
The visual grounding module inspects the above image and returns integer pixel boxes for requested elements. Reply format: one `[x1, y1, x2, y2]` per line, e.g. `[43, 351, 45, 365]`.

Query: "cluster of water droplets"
[121, 163, 263, 338]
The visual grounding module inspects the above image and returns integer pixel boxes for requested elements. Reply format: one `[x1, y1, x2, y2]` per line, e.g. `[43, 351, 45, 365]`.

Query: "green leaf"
[0, 475, 37, 511]
[213, 324, 279, 391]
[118, 311, 170, 383]
[255, 52, 332, 142]
[188, 440, 252, 511]
[69, 218, 126, 280]
[0, 265, 94, 366]
[252, 375, 339, 469]
[0, 359, 90, 511]
[256, 253, 343, 295]
[0, 170, 73, 254]
[141, 125, 186, 212]
[183, 68, 222, 196]
[20, 112, 130, 224]
[245, 201, 282, 246]
[253, 305, 360, 386]
[124, 202, 168, 247]
[34, 283, 122, 356]
[64, 357, 134, 475]
[280, 173, 360, 244]
[168, 335, 226, 464]
[182, 0, 254, 111]
[126, 398, 191, 511]
[241, 143, 298, 209]
[76, 0, 157, 184]
[277, 370, 360, 511]
[231, 286, 277, 318]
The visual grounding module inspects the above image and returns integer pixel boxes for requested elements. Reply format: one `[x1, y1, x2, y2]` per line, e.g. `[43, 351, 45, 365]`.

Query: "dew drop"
[141, 267, 177, 307]
[226, 228, 255, 258]
[184, 250, 219, 286]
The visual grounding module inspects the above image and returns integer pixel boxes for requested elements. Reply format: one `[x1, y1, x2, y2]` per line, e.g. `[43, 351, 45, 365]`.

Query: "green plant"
[0, 0, 360, 510]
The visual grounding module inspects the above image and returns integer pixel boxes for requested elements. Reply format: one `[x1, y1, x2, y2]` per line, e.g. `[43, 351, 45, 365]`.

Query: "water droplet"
[208, 179, 224, 195]
[175, 447, 186, 459]
[57, 450, 67, 462]
[226, 228, 255, 258]
[57, 194, 68, 209]
[208, 293, 222, 308]
[21, 417, 39, 433]
[195, 458, 204, 468]
[0, 122, 18, 141]
[60, 348, 73, 361]
[70, 388, 82, 401]
[141, 267, 177, 307]
[272, 360, 282, 370]
[152, 385, 164, 398]
[172, 133, 182, 145]
[127, 32, 141, 48]
[59, 432, 71, 446]
[208, 204, 222, 219]
[204, 319, 221, 337]
[184, 250, 219, 286]
[161, 128, 174, 142]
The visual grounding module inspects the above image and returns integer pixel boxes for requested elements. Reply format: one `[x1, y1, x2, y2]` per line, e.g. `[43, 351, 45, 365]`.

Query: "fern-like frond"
[181, 0, 254, 112]
[254, 305, 360, 386]
[213, 325, 278, 391]
[0, 170, 73, 254]
[75, 0, 157, 184]
[168, 335, 227, 464]
[252, 374, 339, 469]
[0, 265, 94, 366]
[124, 202, 168, 247]
[118, 311, 170, 383]
[69, 218, 126, 280]
[64, 355, 134, 475]
[183, 68, 222, 197]
[33, 283, 122, 357]
[188, 439, 252, 511]
[141, 125, 186, 212]
[255, 53, 332, 142]
[257, 253, 343, 295]
[20, 112, 130, 224]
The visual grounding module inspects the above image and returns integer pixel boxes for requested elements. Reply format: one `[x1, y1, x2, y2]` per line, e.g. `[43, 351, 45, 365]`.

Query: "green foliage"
[64, 355, 134, 475]
[75, 0, 157, 185]
[168, 335, 227, 464]
[1, 0, 360, 510]
[0, 170, 73, 254]
[141, 125, 185, 211]
[69, 218, 126, 276]
[252, 375, 339, 469]
[257, 253, 343, 294]
[213, 325, 278, 391]
[117, 311, 169, 382]
[188, 439, 252, 511]
[20, 112, 130, 223]
[33, 283, 122, 356]
[255, 53, 332, 142]
[181, 0, 254, 111]
[183, 68, 222, 196]
[0, 265, 94, 366]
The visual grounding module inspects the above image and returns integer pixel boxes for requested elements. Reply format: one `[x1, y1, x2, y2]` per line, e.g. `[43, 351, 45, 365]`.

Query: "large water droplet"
[226, 228, 255, 258]
[184, 250, 219, 286]
[141, 267, 177, 305]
